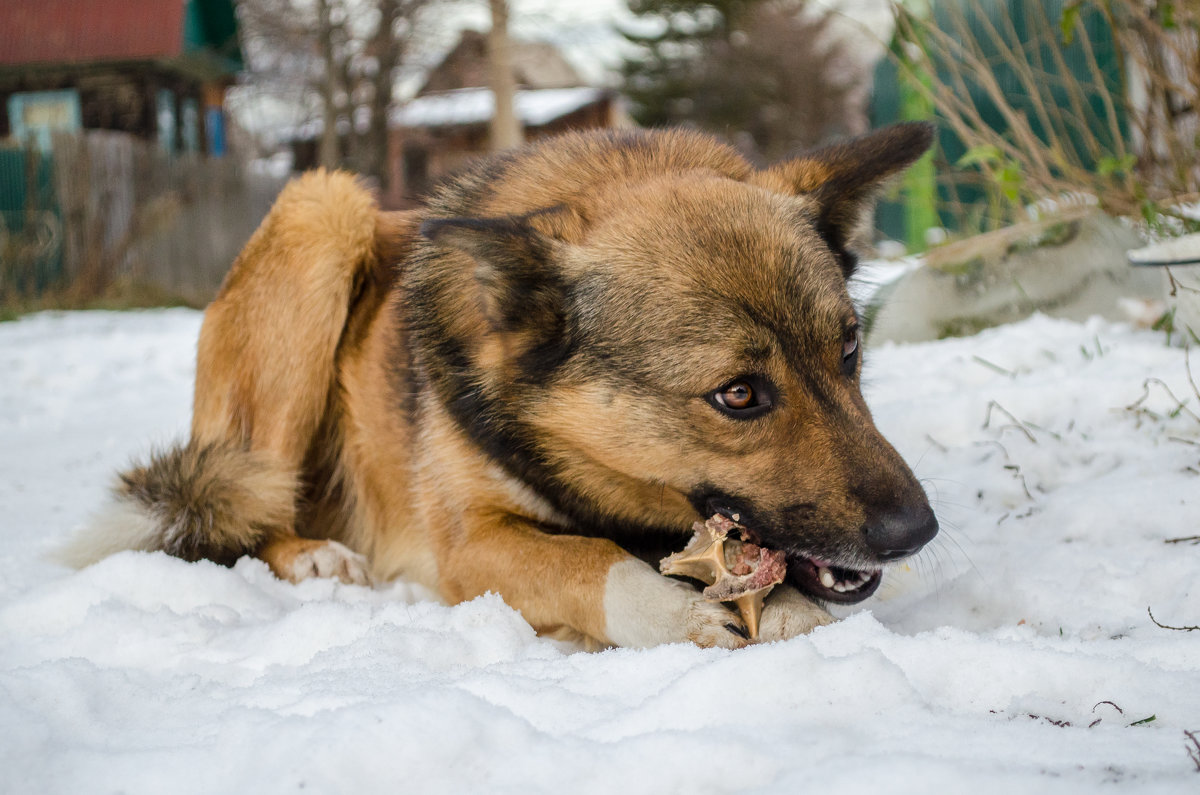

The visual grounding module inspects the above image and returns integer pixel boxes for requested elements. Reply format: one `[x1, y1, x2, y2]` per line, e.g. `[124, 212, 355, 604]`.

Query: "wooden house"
[384, 29, 630, 206]
[0, 0, 242, 156]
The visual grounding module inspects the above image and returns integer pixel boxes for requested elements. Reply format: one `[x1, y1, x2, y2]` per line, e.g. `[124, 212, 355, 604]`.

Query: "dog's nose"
[863, 504, 939, 560]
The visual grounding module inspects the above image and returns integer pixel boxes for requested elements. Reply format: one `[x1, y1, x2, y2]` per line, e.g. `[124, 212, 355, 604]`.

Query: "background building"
[0, 0, 242, 156]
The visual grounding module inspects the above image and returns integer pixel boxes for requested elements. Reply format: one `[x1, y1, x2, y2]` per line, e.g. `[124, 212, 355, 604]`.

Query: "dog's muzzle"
[695, 492, 938, 605]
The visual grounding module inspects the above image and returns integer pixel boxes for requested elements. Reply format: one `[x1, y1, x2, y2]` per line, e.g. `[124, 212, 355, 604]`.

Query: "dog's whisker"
[928, 530, 981, 584]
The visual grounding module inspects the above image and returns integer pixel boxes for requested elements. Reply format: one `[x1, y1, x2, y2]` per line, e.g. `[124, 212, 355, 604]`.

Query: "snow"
[2, 308, 1199, 792]
[391, 86, 609, 130]
[1129, 233, 1200, 266]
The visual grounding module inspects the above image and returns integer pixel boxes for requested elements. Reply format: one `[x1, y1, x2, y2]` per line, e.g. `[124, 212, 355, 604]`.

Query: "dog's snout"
[863, 503, 938, 561]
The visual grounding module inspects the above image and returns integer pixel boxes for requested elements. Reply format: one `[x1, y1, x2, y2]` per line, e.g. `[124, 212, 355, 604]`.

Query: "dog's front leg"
[756, 585, 834, 641]
[438, 511, 749, 649]
[602, 558, 751, 649]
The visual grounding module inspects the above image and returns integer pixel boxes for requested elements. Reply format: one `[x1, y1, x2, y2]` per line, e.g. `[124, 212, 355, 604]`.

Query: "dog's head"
[418, 123, 937, 605]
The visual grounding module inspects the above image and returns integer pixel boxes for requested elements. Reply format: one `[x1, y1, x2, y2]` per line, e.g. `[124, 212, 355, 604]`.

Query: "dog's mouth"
[785, 554, 882, 604]
[699, 500, 884, 605]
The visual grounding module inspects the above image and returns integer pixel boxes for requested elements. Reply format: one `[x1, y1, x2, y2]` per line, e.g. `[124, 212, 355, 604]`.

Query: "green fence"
[0, 146, 63, 297]
[1, 132, 287, 305]
[871, 0, 1126, 249]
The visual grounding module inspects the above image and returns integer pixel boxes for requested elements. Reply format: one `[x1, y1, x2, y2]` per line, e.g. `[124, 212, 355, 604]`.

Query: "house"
[283, 29, 628, 207]
[386, 84, 626, 206]
[0, 0, 243, 155]
[385, 30, 631, 207]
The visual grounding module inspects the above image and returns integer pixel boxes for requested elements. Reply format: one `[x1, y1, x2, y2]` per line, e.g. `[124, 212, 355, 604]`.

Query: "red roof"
[0, 0, 186, 67]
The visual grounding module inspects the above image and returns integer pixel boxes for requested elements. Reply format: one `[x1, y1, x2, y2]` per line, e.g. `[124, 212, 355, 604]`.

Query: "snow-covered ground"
[2, 308, 1198, 793]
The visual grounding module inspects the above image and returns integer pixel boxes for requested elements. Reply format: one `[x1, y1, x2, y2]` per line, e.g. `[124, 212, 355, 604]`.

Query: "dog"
[66, 123, 938, 649]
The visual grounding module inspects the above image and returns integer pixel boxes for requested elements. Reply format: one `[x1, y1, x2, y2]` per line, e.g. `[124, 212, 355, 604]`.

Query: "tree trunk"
[487, 0, 523, 152]
[316, 0, 341, 169]
[363, 0, 403, 191]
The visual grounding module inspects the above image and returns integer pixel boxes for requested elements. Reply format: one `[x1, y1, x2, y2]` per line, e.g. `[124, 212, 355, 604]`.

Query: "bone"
[659, 514, 787, 640]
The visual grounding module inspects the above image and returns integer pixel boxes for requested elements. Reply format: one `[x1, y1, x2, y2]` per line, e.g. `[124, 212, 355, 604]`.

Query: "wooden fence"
[1, 131, 288, 305]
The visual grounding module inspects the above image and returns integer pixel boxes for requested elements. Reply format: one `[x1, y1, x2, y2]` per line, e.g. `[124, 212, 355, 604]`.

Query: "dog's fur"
[67, 124, 939, 649]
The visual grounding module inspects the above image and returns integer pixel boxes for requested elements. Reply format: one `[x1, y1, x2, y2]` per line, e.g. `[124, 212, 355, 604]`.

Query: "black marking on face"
[401, 253, 683, 543]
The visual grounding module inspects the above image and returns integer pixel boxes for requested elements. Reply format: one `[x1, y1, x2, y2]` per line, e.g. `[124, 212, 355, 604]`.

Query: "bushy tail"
[59, 442, 296, 569]
[58, 171, 417, 571]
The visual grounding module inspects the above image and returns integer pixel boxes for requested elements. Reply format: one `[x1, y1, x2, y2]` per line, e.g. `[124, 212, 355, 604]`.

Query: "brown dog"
[68, 124, 938, 649]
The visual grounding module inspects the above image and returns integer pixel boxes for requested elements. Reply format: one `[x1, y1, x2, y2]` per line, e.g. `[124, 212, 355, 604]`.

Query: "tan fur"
[62, 442, 295, 568]
[258, 534, 371, 584]
[80, 126, 936, 649]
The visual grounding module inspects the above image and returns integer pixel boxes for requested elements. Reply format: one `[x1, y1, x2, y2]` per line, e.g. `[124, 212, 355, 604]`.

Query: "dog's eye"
[841, 326, 859, 374]
[842, 327, 859, 359]
[720, 382, 754, 409]
[707, 376, 775, 419]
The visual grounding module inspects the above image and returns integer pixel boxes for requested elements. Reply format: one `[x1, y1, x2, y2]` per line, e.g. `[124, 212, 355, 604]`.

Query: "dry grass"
[890, 0, 1199, 229]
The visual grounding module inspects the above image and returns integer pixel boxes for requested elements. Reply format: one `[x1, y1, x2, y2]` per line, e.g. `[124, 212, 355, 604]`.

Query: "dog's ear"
[420, 215, 570, 372]
[764, 122, 935, 277]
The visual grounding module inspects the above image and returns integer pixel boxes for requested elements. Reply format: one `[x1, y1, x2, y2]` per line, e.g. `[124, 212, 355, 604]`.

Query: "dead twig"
[1185, 730, 1200, 773]
[1165, 535, 1200, 545]
[1002, 465, 1037, 501]
[1027, 714, 1072, 728]
[1186, 348, 1200, 411]
[1025, 422, 1063, 441]
[1167, 269, 1200, 298]
[1088, 700, 1124, 728]
[972, 355, 1015, 377]
[925, 434, 949, 453]
[1148, 606, 1200, 632]
[1125, 379, 1200, 424]
[984, 400, 1038, 443]
[974, 439, 1012, 461]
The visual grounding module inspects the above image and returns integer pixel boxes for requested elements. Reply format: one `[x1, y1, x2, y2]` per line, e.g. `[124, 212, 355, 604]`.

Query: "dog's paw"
[291, 540, 373, 585]
[685, 598, 751, 649]
[261, 537, 373, 586]
[756, 585, 834, 642]
[603, 558, 748, 649]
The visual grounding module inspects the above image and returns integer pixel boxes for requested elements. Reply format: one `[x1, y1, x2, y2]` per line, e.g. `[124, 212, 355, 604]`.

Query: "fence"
[871, 0, 1126, 248]
[1, 131, 288, 305]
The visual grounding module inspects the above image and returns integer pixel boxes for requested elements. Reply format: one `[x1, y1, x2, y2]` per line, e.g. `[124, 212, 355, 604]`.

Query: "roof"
[0, 0, 241, 69]
[391, 86, 607, 130]
[417, 30, 582, 96]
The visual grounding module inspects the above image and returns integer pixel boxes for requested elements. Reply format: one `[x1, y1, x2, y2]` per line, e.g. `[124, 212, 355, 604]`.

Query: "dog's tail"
[58, 442, 296, 569]
[59, 171, 418, 571]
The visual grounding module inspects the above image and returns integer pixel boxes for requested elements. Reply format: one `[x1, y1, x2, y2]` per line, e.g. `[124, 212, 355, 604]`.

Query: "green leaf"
[1059, 3, 1080, 45]
[957, 144, 1002, 168]
[1159, 1, 1177, 30]
[1141, 199, 1163, 227]
[1129, 715, 1157, 727]
[998, 163, 1024, 203]
[1152, 307, 1176, 334]
[1097, 153, 1137, 177]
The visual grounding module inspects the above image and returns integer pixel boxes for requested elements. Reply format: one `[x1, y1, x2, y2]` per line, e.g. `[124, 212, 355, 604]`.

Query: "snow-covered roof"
[390, 86, 607, 130]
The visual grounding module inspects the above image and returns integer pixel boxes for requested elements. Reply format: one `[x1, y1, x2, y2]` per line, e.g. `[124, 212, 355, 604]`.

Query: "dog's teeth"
[819, 567, 836, 588]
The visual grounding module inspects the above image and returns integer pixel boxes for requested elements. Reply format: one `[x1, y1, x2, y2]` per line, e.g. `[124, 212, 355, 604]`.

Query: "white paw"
[757, 585, 834, 642]
[603, 558, 748, 649]
[289, 540, 373, 586]
[685, 597, 750, 649]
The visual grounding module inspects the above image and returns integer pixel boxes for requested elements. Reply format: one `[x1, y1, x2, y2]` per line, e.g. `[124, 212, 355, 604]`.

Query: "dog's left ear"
[763, 121, 935, 277]
[420, 215, 569, 368]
